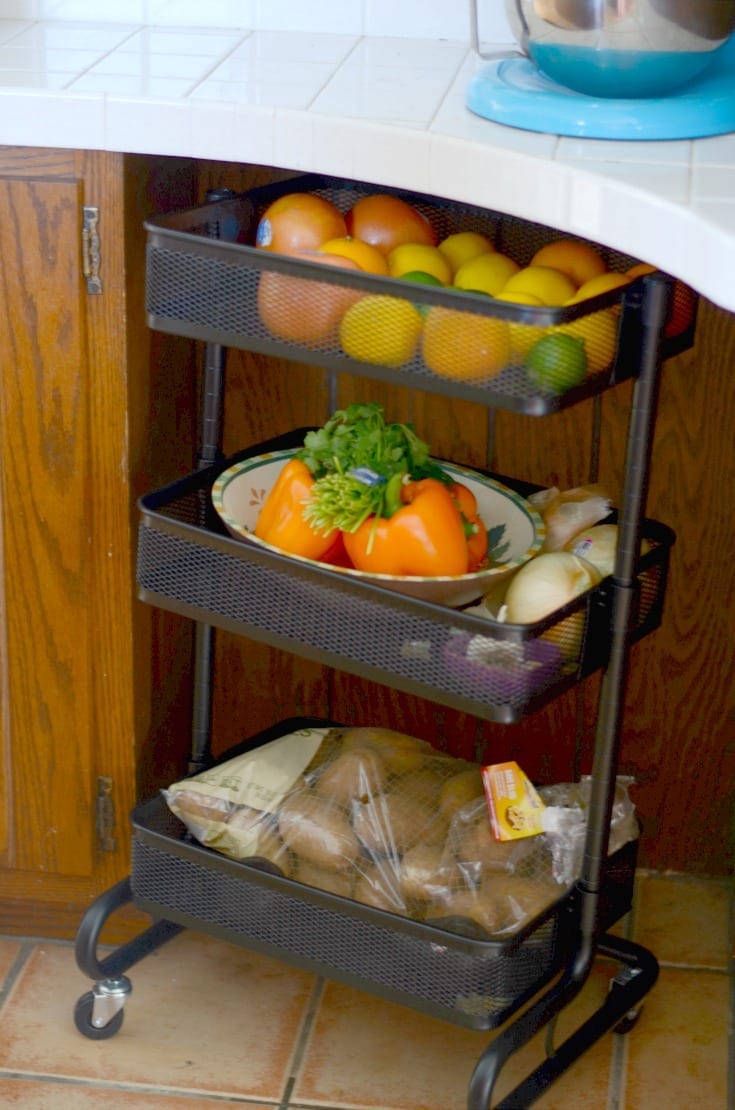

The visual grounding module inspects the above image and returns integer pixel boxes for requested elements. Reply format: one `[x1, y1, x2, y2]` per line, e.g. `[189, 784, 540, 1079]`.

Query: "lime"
[399, 271, 444, 286]
[524, 332, 587, 394]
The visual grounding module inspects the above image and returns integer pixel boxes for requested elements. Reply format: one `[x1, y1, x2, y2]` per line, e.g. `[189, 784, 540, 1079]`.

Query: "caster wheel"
[614, 1006, 642, 1035]
[74, 991, 125, 1040]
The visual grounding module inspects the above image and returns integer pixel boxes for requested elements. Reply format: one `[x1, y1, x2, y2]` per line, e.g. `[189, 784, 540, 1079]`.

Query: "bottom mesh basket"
[130, 792, 636, 1031]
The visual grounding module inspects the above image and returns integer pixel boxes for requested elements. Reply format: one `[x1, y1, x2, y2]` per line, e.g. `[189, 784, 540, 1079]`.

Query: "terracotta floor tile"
[0, 937, 23, 983]
[623, 967, 729, 1109]
[293, 965, 616, 1110]
[0, 1077, 276, 1108]
[0, 932, 315, 1101]
[632, 874, 731, 968]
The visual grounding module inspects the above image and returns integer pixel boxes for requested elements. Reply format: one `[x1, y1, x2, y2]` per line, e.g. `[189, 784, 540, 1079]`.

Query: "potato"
[339, 726, 432, 774]
[293, 858, 355, 899]
[399, 844, 450, 901]
[314, 747, 386, 806]
[352, 791, 440, 856]
[353, 864, 404, 913]
[277, 791, 359, 870]
[438, 769, 485, 818]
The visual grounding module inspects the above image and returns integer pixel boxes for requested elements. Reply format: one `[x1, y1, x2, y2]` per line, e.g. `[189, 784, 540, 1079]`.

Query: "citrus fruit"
[453, 252, 520, 296]
[255, 193, 347, 253]
[257, 252, 362, 346]
[524, 332, 587, 394]
[626, 262, 697, 338]
[568, 271, 632, 306]
[493, 290, 547, 361]
[502, 265, 577, 306]
[400, 271, 444, 287]
[345, 194, 437, 256]
[339, 294, 423, 367]
[320, 236, 389, 275]
[387, 243, 452, 285]
[421, 306, 512, 382]
[438, 230, 494, 274]
[530, 239, 607, 288]
[555, 308, 618, 374]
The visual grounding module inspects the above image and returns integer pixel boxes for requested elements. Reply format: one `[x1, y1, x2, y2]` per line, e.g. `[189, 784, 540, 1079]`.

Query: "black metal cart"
[73, 175, 685, 1107]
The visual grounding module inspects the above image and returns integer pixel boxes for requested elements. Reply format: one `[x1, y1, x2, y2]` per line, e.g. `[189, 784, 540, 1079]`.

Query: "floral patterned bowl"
[211, 449, 544, 609]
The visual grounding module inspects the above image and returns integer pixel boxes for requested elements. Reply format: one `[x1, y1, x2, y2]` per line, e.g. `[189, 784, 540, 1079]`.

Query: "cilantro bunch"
[298, 402, 448, 534]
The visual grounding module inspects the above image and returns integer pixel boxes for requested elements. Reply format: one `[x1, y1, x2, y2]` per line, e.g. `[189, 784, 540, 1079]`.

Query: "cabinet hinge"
[95, 776, 117, 852]
[82, 205, 103, 295]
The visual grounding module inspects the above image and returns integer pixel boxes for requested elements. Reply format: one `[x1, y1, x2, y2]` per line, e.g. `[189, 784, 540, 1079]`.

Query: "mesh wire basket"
[144, 174, 695, 415]
[136, 431, 675, 724]
[130, 717, 638, 1032]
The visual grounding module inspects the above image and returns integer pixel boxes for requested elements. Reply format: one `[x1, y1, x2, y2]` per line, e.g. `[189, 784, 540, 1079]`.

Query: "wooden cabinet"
[0, 148, 198, 939]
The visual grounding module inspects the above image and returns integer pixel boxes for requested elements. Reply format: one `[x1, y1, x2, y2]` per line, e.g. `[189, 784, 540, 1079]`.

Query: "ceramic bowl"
[211, 449, 544, 609]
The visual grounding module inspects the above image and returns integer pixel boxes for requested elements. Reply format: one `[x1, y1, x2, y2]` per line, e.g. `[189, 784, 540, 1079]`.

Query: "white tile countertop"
[2, 10, 735, 311]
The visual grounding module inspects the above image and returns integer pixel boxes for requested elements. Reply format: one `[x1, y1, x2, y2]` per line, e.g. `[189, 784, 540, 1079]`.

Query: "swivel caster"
[74, 975, 131, 1040]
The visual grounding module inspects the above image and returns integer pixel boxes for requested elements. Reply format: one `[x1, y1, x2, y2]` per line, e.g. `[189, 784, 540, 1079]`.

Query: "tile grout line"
[279, 974, 328, 1109]
[0, 940, 35, 1017]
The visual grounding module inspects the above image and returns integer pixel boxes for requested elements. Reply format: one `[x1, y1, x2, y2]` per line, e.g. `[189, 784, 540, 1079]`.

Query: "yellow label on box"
[482, 761, 546, 841]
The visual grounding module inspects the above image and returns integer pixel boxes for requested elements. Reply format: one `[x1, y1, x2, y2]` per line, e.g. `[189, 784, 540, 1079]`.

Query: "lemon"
[554, 308, 618, 375]
[453, 252, 520, 296]
[340, 295, 423, 368]
[530, 239, 607, 288]
[438, 230, 494, 274]
[422, 306, 511, 382]
[387, 243, 452, 285]
[501, 265, 577, 306]
[493, 290, 547, 361]
[568, 272, 632, 306]
[524, 332, 587, 394]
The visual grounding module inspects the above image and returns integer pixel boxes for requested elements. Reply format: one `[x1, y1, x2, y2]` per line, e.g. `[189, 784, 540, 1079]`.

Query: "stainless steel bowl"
[504, 0, 735, 97]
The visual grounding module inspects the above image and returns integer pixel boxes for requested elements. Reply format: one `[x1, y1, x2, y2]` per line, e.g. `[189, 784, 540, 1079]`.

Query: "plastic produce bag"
[164, 724, 637, 941]
[539, 777, 638, 885]
[528, 484, 612, 551]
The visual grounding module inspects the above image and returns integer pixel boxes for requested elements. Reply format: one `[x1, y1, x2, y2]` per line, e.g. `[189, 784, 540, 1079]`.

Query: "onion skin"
[504, 552, 601, 624]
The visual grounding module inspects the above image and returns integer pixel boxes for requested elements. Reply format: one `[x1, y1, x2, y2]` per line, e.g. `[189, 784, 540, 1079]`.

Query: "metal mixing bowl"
[504, 0, 735, 97]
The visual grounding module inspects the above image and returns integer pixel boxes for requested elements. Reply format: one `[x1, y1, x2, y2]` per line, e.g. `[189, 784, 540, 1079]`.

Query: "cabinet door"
[0, 148, 198, 939]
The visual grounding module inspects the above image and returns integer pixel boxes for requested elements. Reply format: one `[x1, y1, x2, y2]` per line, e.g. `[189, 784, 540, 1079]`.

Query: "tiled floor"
[0, 873, 731, 1108]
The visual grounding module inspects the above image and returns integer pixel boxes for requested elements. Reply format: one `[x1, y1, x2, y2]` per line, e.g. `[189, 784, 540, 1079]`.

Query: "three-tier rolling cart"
[72, 174, 686, 1107]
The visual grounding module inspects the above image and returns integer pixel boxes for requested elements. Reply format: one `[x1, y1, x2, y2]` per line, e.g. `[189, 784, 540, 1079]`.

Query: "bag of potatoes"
[163, 723, 632, 940]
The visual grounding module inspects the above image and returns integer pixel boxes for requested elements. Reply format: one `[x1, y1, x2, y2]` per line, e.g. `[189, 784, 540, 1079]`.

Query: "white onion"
[564, 523, 651, 580]
[504, 552, 602, 625]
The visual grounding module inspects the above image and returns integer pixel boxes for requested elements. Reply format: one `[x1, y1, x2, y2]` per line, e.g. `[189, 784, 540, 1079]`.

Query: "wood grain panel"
[0, 177, 93, 876]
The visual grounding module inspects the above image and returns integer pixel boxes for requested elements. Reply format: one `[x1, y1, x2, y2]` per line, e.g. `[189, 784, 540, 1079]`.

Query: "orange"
[339, 295, 423, 368]
[626, 262, 697, 338]
[387, 243, 452, 285]
[453, 251, 520, 295]
[438, 230, 494, 274]
[256, 192, 346, 253]
[530, 239, 607, 288]
[501, 265, 577, 306]
[257, 252, 362, 347]
[554, 308, 618, 374]
[320, 236, 389, 275]
[493, 290, 547, 360]
[421, 306, 511, 382]
[345, 194, 437, 256]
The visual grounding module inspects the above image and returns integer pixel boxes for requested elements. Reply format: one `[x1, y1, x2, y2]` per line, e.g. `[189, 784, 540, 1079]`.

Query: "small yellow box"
[482, 761, 546, 841]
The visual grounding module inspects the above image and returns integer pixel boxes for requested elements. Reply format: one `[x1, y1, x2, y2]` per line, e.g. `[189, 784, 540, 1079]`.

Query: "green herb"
[298, 402, 447, 484]
[297, 403, 449, 534]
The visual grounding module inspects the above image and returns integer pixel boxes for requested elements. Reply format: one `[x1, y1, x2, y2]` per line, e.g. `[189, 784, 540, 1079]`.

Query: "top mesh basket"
[144, 174, 695, 415]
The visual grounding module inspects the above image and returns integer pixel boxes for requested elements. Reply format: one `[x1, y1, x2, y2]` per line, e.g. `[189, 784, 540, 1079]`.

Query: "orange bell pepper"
[449, 482, 488, 572]
[254, 457, 339, 561]
[343, 477, 470, 577]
